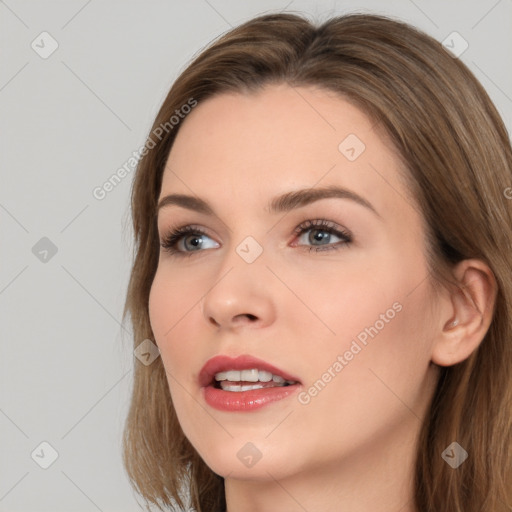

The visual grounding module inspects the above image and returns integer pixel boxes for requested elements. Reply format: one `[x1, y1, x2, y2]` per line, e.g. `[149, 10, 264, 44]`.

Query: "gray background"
[1, 1, 511, 511]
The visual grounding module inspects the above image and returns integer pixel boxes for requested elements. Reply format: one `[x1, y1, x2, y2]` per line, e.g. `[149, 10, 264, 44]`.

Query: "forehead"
[160, 84, 413, 220]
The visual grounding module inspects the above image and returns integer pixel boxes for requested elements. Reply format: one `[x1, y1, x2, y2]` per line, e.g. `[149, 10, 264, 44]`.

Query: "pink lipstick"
[199, 354, 301, 412]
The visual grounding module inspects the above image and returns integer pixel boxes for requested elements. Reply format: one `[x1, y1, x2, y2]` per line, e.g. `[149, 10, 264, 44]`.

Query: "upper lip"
[199, 354, 301, 388]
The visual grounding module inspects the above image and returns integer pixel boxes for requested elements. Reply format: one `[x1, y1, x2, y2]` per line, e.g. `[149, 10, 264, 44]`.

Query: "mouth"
[199, 354, 301, 411]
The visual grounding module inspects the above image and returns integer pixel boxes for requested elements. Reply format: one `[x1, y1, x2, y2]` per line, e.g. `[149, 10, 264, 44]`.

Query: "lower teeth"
[219, 381, 291, 392]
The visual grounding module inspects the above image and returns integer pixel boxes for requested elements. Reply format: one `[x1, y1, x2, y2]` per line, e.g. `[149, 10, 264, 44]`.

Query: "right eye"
[160, 225, 219, 256]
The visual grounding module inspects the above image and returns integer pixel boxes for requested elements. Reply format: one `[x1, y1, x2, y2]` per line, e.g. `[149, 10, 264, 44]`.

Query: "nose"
[201, 262, 277, 331]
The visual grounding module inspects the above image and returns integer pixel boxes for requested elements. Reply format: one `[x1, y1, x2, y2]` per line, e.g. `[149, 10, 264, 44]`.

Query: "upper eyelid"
[158, 208, 353, 233]
[157, 209, 232, 235]
[156, 195, 381, 239]
[159, 219, 344, 234]
[160, 219, 351, 246]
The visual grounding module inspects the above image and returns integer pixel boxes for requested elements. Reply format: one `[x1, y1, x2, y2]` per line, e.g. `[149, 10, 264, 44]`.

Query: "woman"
[121, 12, 512, 512]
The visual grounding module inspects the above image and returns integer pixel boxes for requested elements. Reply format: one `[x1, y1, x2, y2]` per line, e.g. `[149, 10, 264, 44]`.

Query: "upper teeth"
[214, 369, 288, 383]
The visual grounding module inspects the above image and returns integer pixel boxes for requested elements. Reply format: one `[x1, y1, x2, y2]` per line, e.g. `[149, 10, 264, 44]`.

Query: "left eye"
[292, 219, 352, 252]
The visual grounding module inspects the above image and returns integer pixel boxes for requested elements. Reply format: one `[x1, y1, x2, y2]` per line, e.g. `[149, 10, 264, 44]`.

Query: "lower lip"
[202, 383, 300, 411]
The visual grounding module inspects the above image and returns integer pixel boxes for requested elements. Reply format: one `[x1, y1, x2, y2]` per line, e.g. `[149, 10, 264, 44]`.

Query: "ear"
[431, 259, 497, 367]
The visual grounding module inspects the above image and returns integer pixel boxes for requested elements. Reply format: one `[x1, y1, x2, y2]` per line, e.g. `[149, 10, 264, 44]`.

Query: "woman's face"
[149, 84, 441, 481]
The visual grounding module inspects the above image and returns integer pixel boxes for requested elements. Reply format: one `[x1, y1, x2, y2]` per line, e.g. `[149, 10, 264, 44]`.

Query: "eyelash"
[160, 219, 353, 257]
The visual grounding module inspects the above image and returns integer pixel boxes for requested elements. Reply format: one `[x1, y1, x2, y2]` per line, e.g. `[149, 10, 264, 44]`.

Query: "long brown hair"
[122, 12, 512, 512]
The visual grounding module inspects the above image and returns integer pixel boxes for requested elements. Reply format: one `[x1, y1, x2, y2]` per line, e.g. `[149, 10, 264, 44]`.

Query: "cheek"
[305, 277, 435, 418]
[148, 270, 188, 370]
[283, 253, 410, 356]
[296, 248, 435, 403]
[148, 267, 207, 382]
[290, 286, 435, 468]
[148, 272, 201, 421]
[148, 273, 170, 348]
[149, 264, 197, 341]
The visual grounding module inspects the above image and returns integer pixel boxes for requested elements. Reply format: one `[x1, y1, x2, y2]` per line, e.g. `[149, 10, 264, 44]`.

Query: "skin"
[148, 83, 496, 512]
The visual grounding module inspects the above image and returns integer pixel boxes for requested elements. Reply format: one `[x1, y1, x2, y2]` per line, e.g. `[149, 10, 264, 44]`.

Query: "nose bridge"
[221, 229, 270, 285]
[217, 212, 269, 271]
[201, 230, 275, 329]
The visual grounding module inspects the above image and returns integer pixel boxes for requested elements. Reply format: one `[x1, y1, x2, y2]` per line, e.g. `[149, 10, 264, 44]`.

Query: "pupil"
[187, 235, 202, 249]
[311, 229, 329, 244]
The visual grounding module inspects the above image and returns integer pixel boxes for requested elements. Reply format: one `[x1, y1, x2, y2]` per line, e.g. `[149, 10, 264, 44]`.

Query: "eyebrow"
[157, 185, 381, 218]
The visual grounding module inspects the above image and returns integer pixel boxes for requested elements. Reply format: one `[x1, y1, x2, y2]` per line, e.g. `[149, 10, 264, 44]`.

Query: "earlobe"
[431, 259, 497, 367]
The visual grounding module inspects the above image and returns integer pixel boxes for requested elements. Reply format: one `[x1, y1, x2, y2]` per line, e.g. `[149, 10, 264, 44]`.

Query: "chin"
[191, 434, 306, 481]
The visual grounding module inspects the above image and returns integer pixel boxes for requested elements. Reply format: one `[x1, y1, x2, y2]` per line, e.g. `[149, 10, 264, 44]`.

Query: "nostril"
[232, 313, 258, 323]
[209, 313, 258, 326]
